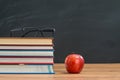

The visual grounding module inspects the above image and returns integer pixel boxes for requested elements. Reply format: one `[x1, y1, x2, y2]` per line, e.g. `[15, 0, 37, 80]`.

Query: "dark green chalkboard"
[0, 0, 120, 63]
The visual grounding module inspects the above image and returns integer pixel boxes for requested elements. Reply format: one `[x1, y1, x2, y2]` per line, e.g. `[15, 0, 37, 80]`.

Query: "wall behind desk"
[0, 0, 120, 63]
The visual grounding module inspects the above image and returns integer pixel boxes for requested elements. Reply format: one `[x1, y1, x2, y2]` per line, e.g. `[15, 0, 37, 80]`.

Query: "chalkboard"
[0, 0, 120, 63]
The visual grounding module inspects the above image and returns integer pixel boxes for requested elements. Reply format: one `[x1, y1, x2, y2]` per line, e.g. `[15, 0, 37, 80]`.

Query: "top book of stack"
[0, 37, 53, 46]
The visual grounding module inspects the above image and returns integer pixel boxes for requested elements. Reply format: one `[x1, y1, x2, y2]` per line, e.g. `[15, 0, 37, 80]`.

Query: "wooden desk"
[0, 63, 119, 80]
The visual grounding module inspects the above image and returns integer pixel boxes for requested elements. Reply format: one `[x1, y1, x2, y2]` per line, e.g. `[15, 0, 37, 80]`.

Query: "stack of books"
[0, 37, 54, 74]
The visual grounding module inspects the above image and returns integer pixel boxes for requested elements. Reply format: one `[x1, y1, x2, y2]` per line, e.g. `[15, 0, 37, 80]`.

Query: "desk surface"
[0, 63, 119, 80]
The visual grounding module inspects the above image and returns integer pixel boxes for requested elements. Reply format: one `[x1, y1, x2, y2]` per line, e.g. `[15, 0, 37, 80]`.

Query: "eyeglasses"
[10, 27, 55, 37]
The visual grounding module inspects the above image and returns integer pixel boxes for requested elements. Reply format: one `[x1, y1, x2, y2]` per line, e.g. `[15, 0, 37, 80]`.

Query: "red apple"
[65, 53, 84, 73]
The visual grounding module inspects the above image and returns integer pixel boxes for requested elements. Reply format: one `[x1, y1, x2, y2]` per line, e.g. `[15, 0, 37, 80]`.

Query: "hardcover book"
[0, 56, 54, 64]
[0, 37, 53, 46]
[0, 64, 54, 74]
[0, 50, 54, 57]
